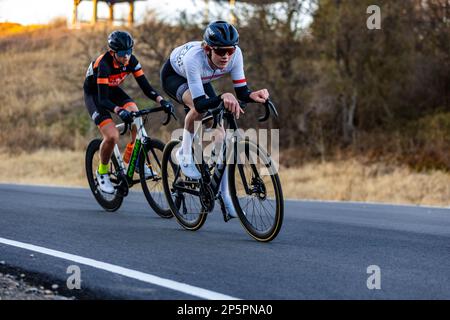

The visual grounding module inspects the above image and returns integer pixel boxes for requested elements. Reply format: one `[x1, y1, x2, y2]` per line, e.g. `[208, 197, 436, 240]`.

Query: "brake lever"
[119, 122, 130, 135]
[258, 99, 278, 122]
[162, 112, 171, 126]
[266, 99, 279, 118]
[258, 104, 270, 122]
[162, 110, 178, 126]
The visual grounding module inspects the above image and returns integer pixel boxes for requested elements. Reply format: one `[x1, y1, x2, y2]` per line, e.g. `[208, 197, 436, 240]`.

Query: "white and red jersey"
[169, 41, 247, 100]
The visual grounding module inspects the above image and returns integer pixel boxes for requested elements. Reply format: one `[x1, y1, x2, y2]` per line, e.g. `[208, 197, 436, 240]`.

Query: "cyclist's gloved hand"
[117, 108, 133, 124]
[160, 99, 174, 114]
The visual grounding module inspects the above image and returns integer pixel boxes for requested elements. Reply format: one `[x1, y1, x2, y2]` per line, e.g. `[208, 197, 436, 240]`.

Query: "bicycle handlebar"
[119, 106, 177, 135]
[205, 102, 226, 117]
[205, 99, 279, 123]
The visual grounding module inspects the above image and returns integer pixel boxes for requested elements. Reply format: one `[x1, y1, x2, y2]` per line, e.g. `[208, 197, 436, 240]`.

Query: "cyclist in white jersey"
[160, 21, 269, 217]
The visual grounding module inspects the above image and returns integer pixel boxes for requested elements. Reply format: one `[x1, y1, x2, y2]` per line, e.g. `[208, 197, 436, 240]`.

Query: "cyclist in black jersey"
[84, 30, 174, 194]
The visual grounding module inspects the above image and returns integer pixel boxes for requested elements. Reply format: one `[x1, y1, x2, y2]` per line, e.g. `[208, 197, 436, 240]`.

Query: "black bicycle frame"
[200, 111, 252, 196]
[171, 103, 268, 201]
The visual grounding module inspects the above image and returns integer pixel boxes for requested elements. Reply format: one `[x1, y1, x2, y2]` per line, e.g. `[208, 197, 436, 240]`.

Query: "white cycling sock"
[181, 129, 194, 156]
[220, 167, 230, 198]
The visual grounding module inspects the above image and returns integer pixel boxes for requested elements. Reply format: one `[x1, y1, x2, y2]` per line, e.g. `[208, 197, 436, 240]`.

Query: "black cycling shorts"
[160, 59, 217, 112]
[84, 87, 136, 127]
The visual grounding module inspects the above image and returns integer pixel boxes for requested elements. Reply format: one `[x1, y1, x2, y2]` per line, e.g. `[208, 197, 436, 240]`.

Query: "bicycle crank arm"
[217, 193, 232, 222]
[172, 185, 202, 197]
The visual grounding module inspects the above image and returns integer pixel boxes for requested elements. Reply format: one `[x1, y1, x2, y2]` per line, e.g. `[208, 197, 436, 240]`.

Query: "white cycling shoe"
[176, 149, 201, 180]
[220, 182, 244, 219]
[96, 171, 115, 194]
[221, 193, 239, 218]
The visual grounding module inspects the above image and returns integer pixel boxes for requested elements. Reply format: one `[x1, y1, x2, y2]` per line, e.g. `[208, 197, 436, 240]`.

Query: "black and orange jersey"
[83, 51, 160, 112]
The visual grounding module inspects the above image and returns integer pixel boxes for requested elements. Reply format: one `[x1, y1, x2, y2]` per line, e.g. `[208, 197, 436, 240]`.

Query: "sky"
[0, 0, 219, 25]
[0, 0, 313, 30]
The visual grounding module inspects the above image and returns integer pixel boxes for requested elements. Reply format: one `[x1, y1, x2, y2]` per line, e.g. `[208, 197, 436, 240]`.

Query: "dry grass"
[280, 160, 450, 207]
[1, 150, 449, 207]
[0, 23, 115, 152]
[0, 149, 87, 187]
[0, 23, 172, 152]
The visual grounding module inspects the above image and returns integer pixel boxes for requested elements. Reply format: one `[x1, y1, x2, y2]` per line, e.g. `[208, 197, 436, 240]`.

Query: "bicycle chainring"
[115, 173, 129, 197]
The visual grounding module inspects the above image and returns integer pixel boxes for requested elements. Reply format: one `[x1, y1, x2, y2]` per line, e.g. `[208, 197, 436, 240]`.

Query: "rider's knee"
[190, 107, 201, 118]
[186, 107, 202, 121]
[104, 130, 119, 145]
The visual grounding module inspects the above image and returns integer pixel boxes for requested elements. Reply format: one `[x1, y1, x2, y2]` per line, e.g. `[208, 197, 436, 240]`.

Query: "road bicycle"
[85, 105, 176, 216]
[161, 100, 284, 242]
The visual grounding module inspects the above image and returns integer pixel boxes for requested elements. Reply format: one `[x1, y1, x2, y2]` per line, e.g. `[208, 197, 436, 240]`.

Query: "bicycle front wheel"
[139, 138, 172, 218]
[228, 140, 284, 242]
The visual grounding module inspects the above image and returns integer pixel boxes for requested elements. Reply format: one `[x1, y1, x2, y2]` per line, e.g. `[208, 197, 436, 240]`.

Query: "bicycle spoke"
[257, 205, 269, 231]
[260, 198, 275, 220]
[251, 197, 256, 226]
[258, 199, 274, 227]
[242, 196, 252, 213]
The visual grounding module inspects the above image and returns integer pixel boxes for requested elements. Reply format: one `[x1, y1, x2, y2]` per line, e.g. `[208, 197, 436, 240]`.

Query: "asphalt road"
[1, 183, 450, 299]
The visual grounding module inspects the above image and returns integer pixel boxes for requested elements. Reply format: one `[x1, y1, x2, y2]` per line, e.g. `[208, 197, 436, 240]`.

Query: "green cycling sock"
[98, 162, 109, 175]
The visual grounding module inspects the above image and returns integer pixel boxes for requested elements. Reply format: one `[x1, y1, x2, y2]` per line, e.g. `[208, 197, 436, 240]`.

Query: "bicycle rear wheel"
[161, 140, 208, 231]
[228, 139, 284, 242]
[139, 138, 172, 218]
[85, 138, 124, 212]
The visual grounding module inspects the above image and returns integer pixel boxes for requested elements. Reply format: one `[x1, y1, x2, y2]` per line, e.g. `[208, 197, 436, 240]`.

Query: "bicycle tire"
[228, 139, 284, 242]
[85, 138, 123, 212]
[161, 140, 208, 231]
[139, 138, 173, 218]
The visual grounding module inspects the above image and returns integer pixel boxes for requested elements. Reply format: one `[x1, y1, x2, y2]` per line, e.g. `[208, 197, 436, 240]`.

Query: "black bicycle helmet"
[108, 30, 134, 52]
[203, 21, 239, 47]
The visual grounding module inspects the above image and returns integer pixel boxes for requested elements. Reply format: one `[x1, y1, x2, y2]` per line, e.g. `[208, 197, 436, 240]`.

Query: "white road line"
[0, 237, 239, 300]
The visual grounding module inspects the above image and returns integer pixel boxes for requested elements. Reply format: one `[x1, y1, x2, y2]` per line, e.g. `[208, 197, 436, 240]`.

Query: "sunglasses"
[116, 49, 132, 57]
[211, 46, 236, 57]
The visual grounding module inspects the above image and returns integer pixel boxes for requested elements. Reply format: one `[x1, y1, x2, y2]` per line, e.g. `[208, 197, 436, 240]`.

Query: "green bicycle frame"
[126, 139, 141, 179]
